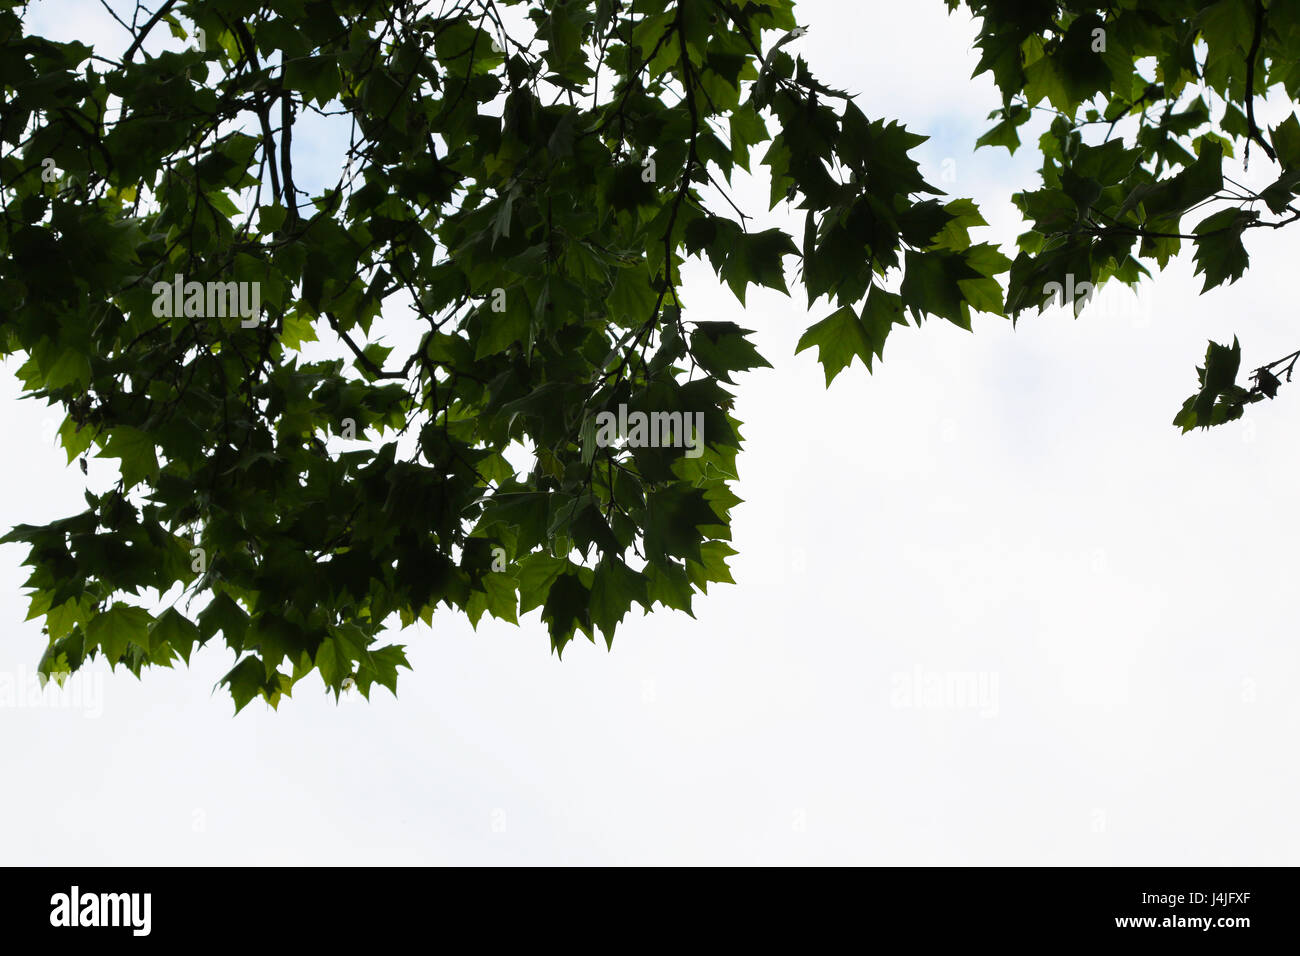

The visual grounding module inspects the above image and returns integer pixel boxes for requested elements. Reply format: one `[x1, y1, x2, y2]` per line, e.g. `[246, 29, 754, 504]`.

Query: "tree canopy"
[3, 0, 1300, 710]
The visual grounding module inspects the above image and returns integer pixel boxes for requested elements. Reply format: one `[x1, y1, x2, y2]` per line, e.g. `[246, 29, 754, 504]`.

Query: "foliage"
[954, 0, 1300, 426]
[2, 0, 1299, 709]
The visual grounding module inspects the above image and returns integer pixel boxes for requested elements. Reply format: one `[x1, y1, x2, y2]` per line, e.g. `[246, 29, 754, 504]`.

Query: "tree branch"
[1245, 0, 1277, 164]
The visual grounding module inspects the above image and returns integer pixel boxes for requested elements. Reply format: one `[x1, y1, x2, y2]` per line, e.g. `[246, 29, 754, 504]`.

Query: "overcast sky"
[3, 0, 1298, 865]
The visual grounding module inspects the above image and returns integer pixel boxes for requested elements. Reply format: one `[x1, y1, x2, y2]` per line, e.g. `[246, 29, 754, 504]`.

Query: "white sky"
[2, 0, 1297, 865]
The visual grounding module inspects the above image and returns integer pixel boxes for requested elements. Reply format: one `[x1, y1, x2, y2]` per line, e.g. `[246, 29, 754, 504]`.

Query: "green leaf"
[96, 426, 158, 489]
[540, 572, 593, 655]
[644, 485, 719, 565]
[1175, 337, 1253, 431]
[466, 572, 519, 627]
[517, 553, 567, 615]
[721, 229, 798, 303]
[86, 602, 153, 663]
[795, 304, 871, 385]
[590, 558, 648, 645]
[198, 593, 250, 649]
[257, 203, 288, 233]
[1270, 113, 1300, 167]
[900, 249, 982, 328]
[148, 607, 201, 663]
[46, 349, 92, 389]
[689, 322, 771, 383]
[284, 54, 341, 107]
[607, 260, 656, 326]
[218, 657, 272, 714]
[280, 313, 318, 351]
[1192, 209, 1253, 292]
[355, 644, 409, 698]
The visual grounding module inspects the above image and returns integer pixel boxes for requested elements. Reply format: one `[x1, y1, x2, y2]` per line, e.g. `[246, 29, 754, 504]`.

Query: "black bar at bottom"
[4, 866, 1295, 943]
